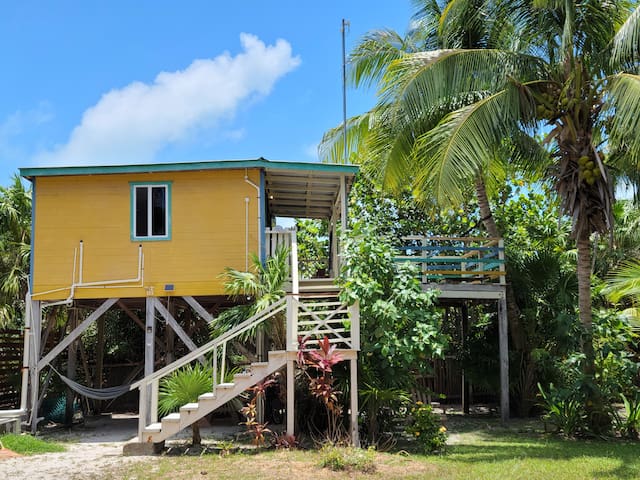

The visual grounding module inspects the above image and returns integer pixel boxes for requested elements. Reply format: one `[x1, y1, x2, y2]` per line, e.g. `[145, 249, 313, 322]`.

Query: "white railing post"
[213, 345, 218, 396]
[349, 301, 360, 351]
[290, 231, 299, 295]
[138, 386, 147, 439]
[286, 295, 298, 351]
[151, 379, 159, 424]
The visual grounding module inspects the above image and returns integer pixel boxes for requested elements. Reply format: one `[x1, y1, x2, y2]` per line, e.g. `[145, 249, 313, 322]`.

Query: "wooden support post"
[498, 294, 509, 424]
[182, 296, 213, 324]
[350, 357, 359, 447]
[95, 316, 105, 414]
[65, 309, 78, 426]
[144, 297, 156, 428]
[286, 358, 295, 437]
[165, 300, 175, 365]
[461, 302, 470, 415]
[117, 300, 164, 350]
[29, 300, 41, 434]
[153, 298, 204, 365]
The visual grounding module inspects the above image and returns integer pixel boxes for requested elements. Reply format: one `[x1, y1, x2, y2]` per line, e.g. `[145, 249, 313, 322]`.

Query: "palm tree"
[214, 245, 290, 351]
[338, 0, 640, 430]
[0, 175, 32, 328]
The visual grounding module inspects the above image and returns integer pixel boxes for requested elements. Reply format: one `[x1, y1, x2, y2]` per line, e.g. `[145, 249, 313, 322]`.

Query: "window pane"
[135, 187, 148, 237]
[151, 186, 166, 236]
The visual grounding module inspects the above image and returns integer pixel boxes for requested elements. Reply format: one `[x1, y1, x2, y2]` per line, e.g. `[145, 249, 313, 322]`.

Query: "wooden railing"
[396, 236, 506, 285]
[265, 228, 299, 294]
[286, 294, 359, 351]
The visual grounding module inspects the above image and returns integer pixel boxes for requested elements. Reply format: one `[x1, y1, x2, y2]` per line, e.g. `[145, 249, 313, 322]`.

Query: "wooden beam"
[350, 357, 359, 447]
[153, 298, 205, 365]
[38, 298, 118, 370]
[117, 300, 164, 350]
[182, 296, 213, 324]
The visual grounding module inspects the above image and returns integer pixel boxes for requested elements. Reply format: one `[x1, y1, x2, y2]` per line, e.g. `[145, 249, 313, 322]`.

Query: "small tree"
[158, 363, 212, 445]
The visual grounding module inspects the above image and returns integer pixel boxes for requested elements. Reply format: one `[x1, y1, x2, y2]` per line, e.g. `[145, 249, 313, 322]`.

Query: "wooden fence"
[0, 329, 23, 409]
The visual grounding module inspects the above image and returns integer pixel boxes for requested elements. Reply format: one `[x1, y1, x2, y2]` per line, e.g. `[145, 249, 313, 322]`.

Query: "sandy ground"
[0, 413, 248, 480]
[0, 415, 151, 480]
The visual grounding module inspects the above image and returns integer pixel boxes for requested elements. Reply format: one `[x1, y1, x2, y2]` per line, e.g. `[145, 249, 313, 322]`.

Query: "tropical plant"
[158, 363, 213, 445]
[605, 259, 640, 325]
[339, 221, 447, 392]
[538, 382, 586, 437]
[615, 390, 640, 439]
[359, 384, 412, 447]
[214, 245, 290, 350]
[240, 377, 276, 447]
[0, 175, 31, 328]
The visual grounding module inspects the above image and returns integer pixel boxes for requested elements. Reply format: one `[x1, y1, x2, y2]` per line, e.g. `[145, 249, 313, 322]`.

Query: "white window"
[131, 183, 171, 240]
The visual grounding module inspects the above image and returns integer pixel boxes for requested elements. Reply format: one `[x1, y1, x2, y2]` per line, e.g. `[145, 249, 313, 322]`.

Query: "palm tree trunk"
[576, 230, 609, 432]
[192, 423, 202, 445]
[576, 232, 595, 372]
[475, 178, 525, 352]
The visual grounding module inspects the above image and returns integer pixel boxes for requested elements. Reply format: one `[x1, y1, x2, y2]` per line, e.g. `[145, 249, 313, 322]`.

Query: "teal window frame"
[130, 181, 172, 241]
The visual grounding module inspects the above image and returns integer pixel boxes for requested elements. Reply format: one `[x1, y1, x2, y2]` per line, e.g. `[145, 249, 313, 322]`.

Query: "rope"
[49, 365, 133, 401]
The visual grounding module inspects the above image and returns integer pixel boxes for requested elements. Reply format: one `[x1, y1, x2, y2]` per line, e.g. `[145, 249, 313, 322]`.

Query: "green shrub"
[405, 402, 447, 453]
[319, 445, 376, 473]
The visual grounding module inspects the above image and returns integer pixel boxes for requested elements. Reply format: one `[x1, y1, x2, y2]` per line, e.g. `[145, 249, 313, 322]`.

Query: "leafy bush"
[319, 444, 376, 473]
[538, 383, 586, 436]
[405, 402, 447, 453]
[615, 391, 640, 439]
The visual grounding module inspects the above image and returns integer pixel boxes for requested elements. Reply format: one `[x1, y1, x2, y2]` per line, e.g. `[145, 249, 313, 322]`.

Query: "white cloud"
[36, 34, 300, 166]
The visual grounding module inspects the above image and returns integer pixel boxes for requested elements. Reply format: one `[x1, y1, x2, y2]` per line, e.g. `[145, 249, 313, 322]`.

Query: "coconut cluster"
[577, 155, 600, 185]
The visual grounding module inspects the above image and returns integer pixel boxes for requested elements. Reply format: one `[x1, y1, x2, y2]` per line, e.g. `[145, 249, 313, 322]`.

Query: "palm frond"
[411, 86, 524, 205]
[612, 5, 640, 66]
[605, 260, 640, 303]
[607, 73, 640, 166]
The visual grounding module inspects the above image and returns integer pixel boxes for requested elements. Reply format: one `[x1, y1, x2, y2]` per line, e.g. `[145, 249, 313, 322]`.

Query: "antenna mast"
[341, 18, 350, 164]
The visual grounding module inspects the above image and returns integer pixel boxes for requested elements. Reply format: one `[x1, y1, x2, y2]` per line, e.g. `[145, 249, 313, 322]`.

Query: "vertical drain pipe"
[244, 170, 262, 266]
[245, 197, 250, 271]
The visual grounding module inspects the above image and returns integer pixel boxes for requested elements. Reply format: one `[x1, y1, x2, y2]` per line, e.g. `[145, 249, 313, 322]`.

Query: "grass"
[0, 433, 65, 455]
[95, 418, 640, 480]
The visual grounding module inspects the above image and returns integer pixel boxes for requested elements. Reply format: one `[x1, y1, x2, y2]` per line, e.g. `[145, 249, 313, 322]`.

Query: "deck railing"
[265, 228, 299, 294]
[396, 236, 506, 285]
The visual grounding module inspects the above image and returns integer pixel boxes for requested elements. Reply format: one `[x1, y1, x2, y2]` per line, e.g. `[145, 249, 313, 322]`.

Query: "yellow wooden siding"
[31, 169, 261, 300]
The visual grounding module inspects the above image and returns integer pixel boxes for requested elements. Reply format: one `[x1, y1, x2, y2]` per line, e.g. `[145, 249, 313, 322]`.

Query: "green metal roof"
[20, 157, 358, 179]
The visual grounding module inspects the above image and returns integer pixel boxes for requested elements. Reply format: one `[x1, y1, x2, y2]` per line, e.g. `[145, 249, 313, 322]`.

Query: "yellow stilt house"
[18, 158, 360, 450]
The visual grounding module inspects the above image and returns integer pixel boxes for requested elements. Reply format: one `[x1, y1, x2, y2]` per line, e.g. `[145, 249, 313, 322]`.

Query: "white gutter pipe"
[244, 169, 262, 265]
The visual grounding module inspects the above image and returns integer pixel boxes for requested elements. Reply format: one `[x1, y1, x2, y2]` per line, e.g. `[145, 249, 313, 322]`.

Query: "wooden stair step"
[180, 403, 199, 411]
[218, 382, 235, 389]
[198, 392, 216, 401]
[234, 372, 253, 379]
[144, 423, 162, 433]
[163, 413, 181, 422]
[251, 362, 269, 368]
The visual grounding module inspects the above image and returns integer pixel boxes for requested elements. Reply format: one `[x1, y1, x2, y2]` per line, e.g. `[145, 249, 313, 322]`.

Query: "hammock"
[50, 366, 134, 401]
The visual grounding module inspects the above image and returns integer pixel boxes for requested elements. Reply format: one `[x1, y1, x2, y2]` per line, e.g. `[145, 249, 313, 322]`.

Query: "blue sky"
[0, 1, 414, 185]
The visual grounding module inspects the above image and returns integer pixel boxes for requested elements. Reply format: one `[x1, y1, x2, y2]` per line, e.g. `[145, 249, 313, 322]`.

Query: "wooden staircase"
[298, 278, 339, 294]
[139, 350, 287, 444]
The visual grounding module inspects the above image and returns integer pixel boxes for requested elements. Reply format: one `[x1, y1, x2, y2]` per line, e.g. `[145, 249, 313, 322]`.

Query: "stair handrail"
[130, 296, 288, 392]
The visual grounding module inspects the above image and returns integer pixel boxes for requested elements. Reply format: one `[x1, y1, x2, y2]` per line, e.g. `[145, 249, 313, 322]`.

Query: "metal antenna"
[341, 18, 350, 164]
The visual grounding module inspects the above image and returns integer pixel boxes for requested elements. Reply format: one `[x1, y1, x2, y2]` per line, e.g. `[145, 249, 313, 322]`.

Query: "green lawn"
[0, 433, 65, 455]
[98, 420, 640, 480]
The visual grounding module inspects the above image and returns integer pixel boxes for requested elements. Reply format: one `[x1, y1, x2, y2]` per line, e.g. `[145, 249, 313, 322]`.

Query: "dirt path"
[0, 415, 151, 480]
